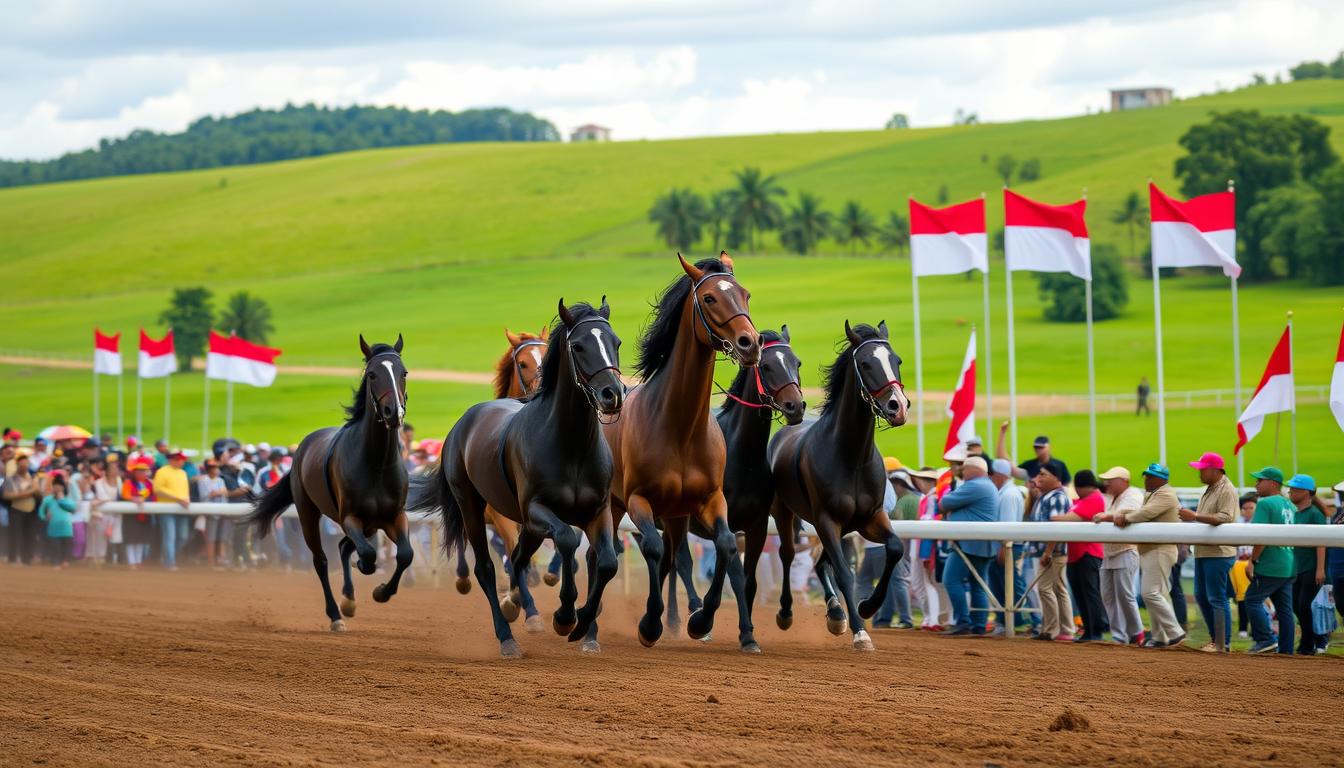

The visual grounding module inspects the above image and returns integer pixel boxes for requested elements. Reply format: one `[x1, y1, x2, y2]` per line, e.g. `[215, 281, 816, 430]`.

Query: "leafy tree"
[885, 113, 910, 130]
[648, 188, 708, 252]
[1289, 60, 1330, 80]
[1311, 164, 1344, 284]
[1018, 157, 1042, 182]
[877, 211, 910, 257]
[160, 287, 214, 371]
[1251, 73, 1267, 86]
[727, 167, 786, 253]
[705, 191, 736, 253]
[832, 200, 877, 256]
[1110, 191, 1148, 262]
[218, 292, 275, 344]
[779, 192, 832, 255]
[995, 155, 1017, 187]
[1035, 245, 1128, 322]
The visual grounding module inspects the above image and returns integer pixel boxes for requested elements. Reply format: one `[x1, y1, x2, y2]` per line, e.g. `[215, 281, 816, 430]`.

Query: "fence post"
[1003, 540, 1015, 637]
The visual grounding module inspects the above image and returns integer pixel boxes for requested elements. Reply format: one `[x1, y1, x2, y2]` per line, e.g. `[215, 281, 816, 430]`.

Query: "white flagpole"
[135, 373, 143, 442]
[201, 368, 211, 458]
[1229, 180, 1244, 489]
[1288, 310, 1297, 474]
[1085, 278, 1098, 469]
[1005, 258, 1018, 462]
[116, 370, 124, 445]
[912, 250, 926, 467]
[1151, 233, 1168, 466]
[164, 375, 172, 445]
[225, 379, 234, 439]
[981, 191, 993, 444]
[93, 368, 100, 438]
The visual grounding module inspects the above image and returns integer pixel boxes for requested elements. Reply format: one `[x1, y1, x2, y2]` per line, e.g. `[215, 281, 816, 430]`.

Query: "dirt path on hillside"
[3, 566, 1341, 767]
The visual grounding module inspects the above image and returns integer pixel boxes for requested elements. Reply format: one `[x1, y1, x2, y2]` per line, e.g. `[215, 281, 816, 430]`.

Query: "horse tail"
[243, 473, 293, 539]
[407, 464, 462, 555]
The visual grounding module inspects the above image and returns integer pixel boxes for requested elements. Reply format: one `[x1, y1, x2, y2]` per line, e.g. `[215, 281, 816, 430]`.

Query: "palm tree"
[727, 167, 786, 252]
[706, 190, 735, 253]
[833, 200, 877, 256]
[779, 192, 833, 255]
[648, 188, 709, 252]
[1111, 191, 1147, 262]
[877, 211, 910, 257]
[218, 291, 274, 344]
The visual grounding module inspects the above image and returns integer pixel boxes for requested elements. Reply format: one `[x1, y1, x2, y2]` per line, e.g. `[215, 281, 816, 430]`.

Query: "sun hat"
[883, 456, 904, 473]
[963, 456, 988, 473]
[1250, 466, 1285, 484]
[942, 444, 968, 463]
[907, 467, 942, 483]
[1188, 452, 1225, 470]
[1285, 473, 1316, 492]
[990, 458, 1013, 476]
[1098, 466, 1131, 481]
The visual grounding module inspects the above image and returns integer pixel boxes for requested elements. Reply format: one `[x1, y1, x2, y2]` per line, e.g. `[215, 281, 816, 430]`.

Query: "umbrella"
[38, 425, 92, 442]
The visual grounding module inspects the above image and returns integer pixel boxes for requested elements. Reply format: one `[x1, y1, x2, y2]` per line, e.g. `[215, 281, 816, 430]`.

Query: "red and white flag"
[1149, 183, 1238, 278]
[1004, 190, 1090, 280]
[944, 330, 977, 453]
[1331, 319, 1344, 432]
[138, 329, 177, 379]
[93, 329, 122, 375]
[910, 198, 988, 277]
[1235, 326, 1294, 454]
[206, 330, 282, 387]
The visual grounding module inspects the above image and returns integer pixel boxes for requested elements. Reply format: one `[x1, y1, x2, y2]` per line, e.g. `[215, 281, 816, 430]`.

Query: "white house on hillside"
[1109, 87, 1173, 111]
[570, 124, 612, 142]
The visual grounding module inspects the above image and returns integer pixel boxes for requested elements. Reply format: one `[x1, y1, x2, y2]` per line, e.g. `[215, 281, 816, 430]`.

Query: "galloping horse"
[667, 326, 806, 651]
[595, 253, 761, 652]
[247, 335, 410, 632]
[768, 321, 909, 651]
[409, 300, 624, 657]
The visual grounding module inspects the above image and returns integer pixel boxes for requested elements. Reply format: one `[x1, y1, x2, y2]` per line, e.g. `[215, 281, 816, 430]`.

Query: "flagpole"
[1287, 310, 1297, 474]
[116, 370, 124, 445]
[911, 241, 926, 467]
[1082, 187, 1097, 470]
[1149, 180, 1168, 466]
[93, 368, 100, 439]
[1229, 180, 1244, 489]
[164, 375, 172, 445]
[980, 191, 993, 444]
[135, 373, 143, 442]
[225, 379, 234, 440]
[201, 369, 211, 458]
[1005, 252, 1018, 464]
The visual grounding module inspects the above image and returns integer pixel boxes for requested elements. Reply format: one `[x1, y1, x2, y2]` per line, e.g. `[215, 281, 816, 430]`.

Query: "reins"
[717, 340, 799, 420]
[509, 339, 547, 395]
[850, 338, 904, 421]
[565, 316, 622, 424]
[365, 350, 407, 429]
[691, 271, 750, 363]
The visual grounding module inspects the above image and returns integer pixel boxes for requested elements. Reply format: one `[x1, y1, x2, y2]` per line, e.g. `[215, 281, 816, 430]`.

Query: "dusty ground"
[4, 565, 1342, 767]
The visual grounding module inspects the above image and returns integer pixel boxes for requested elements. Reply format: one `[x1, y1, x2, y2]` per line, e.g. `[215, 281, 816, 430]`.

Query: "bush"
[1035, 245, 1129, 322]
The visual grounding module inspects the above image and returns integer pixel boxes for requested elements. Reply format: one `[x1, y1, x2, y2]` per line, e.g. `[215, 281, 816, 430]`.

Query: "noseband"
[691, 272, 751, 363]
[365, 351, 406, 429]
[722, 340, 799, 417]
[566, 316, 621, 423]
[850, 338, 904, 420]
[509, 339, 547, 394]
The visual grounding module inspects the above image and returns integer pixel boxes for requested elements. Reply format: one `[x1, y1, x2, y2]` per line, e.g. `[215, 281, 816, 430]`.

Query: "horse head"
[844, 320, 908, 427]
[757, 325, 806, 425]
[359, 333, 407, 429]
[679, 252, 761, 366]
[558, 296, 624, 416]
[503, 327, 549, 396]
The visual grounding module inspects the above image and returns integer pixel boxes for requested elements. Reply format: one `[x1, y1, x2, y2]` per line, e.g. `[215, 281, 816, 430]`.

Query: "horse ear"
[878, 320, 889, 339]
[677, 252, 704, 281]
[539, 326, 549, 341]
[719, 251, 734, 272]
[359, 334, 372, 360]
[599, 295, 610, 319]
[781, 324, 790, 343]
[504, 328, 522, 347]
[557, 298, 576, 329]
[394, 333, 404, 353]
[844, 320, 861, 346]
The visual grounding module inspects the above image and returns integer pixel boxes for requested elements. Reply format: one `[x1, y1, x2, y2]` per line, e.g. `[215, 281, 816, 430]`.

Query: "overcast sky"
[2, 0, 1341, 160]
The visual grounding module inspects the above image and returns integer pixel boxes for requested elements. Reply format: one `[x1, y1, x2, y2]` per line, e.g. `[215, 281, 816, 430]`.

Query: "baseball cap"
[966, 435, 983, 447]
[126, 435, 140, 446]
[1098, 466, 1131, 481]
[1285, 473, 1316, 492]
[258, 442, 271, 452]
[1032, 435, 1050, 448]
[243, 443, 257, 454]
[1250, 466, 1284, 484]
[942, 444, 968, 463]
[990, 458, 1013, 476]
[1188, 452, 1225, 470]
[1141, 463, 1170, 481]
[167, 448, 187, 460]
[963, 456, 988, 473]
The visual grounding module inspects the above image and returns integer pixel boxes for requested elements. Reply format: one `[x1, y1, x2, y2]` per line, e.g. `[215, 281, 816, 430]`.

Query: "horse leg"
[817, 520, 872, 651]
[626, 494, 666, 648]
[342, 515, 378, 575]
[772, 502, 797, 630]
[737, 520, 768, 652]
[665, 531, 682, 639]
[815, 547, 846, 635]
[520, 505, 580, 636]
[678, 536, 703, 613]
[856, 513, 904, 621]
[338, 536, 358, 617]
[571, 511, 618, 651]
[299, 503, 343, 631]
[687, 493, 737, 641]
[460, 491, 520, 658]
[506, 518, 551, 634]
[372, 512, 414, 603]
[661, 519, 690, 640]
[454, 537, 472, 594]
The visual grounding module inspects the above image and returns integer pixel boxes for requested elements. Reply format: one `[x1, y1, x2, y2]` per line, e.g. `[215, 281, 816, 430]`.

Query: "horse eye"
[703, 294, 716, 305]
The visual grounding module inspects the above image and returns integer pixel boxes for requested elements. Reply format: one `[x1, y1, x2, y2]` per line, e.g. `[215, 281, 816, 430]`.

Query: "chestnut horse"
[588, 253, 761, 652]
[247, 335, 409, 631]
[768, 321, 909, 651]
[409, 300, 624, 657]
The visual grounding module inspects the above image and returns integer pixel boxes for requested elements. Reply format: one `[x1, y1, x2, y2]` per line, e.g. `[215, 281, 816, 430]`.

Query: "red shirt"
[1067, 492, 1105, 562]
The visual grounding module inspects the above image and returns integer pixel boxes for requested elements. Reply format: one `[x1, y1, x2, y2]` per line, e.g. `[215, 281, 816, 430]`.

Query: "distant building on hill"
[570, 124, 612, 142]
[1109, 87, 1173, 111]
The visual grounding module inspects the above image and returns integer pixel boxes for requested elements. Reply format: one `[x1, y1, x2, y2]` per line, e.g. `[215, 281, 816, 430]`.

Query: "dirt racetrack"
[4, 566, 1343, 767]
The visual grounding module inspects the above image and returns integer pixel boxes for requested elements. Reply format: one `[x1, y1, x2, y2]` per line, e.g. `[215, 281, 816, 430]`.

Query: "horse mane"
[534, 302, 602, 401]
[818, 324, 880, 416]
[493, 331, 546, 398]
[344, 342, 397, 423]
[636, 256, 730, 381]
[718, 328, 782, 415]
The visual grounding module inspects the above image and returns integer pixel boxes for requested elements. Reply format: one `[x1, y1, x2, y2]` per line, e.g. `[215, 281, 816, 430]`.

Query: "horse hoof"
[543, 572, 560, 587]
[581, 640, 602, 654]
[686, 610, 713, 641]
[827, 616, 849, 636]
[552, 613, 577, 637]
[340, 598, 357, 618]
[500, 597, 521, 623]
[776, 612, 793, 631]
[741, 641, 762, 654]
[372, 584, 391, 603]
[330, 619, 347, 632]
[698, 632, 713, 643]
[454, 577, 472, 595]
[524, 615, 546, 634]
[637, 617, 662, 648]
[853, 629, 875, 652]
[500, 639, 524, 659]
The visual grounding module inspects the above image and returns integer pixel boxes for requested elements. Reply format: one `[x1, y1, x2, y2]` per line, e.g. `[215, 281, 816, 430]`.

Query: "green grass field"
[2, 81, 1343, 478]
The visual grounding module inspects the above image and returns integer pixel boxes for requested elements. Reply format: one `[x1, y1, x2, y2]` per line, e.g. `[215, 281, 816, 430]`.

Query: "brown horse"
[586, 253, 761, 651]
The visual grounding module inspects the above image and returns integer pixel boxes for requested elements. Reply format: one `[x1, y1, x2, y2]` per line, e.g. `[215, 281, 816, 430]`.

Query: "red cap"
[1188, 451, 1225, 470]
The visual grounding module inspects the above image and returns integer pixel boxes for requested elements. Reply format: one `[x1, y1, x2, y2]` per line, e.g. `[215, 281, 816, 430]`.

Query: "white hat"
[942, 444, 968, 463]
[258, 442, 271, 452]
[1334, 480, 1344, 494]
[243, 443, 257, 454]
[1098, 466, 1131, 481]
[966, 435, 983, 447]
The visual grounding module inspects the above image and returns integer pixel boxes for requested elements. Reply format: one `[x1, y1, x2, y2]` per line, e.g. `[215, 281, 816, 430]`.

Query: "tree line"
[0, 104, 559, 188]
[1288, 52, 1344, 81]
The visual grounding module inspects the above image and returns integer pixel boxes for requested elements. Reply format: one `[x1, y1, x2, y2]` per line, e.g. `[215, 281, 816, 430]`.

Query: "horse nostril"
[600, 386, 617, 404]
[737, 335, 753, 350]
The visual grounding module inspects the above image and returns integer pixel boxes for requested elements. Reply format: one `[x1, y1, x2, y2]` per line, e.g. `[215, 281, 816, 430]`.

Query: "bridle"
[509, 338, 547, 394]
[850, 338, 904, 420]
[365, 351, 407, 429]
[566, 316, 622, 423]
[721, 340, 799, 417]
[691, 272, 751, 363]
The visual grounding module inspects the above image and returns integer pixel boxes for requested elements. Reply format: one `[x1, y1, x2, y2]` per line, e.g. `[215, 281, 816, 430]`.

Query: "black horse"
[666, 326, 806, 652]
[408, 299, 624, 657]
[768, 321, 909, 651]
[247, 335, 410, 631]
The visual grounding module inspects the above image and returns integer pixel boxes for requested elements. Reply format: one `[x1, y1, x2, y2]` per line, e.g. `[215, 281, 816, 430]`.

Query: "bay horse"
[409, 299, 624, 658]
[667, 326, 806, 651]
[592, 253, 761, 652]
[247, 335, 409, 632]
[768, 321, 909, 651]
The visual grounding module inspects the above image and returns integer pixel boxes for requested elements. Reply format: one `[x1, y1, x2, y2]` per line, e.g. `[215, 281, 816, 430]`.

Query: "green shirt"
[1250, 496, 1296, 579]
[1293, 505, 1327, 574]
[895, 492, 921, 522]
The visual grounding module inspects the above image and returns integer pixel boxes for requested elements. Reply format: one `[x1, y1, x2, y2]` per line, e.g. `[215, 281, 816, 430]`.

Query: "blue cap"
[1286, 473, 1316, 491]
[1141, 463, 1170, 481]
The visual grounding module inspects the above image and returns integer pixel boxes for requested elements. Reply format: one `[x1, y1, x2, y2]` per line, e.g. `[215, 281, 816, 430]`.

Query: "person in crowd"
[1030, 465, 1073, 641]
[1136, 377, 1151, 416]
[1326, 484, 1344, 627]
[4, 452, 41, 564]
[29, 438, 50, 470]
[196, 459, 228, 567]
[1096, 467, 1145, 644]
[995, 420, 1070, 484]
[966, 436, 985, 459]
[119, 456, 157, 569]
[937, 456, 999, 636]
[255, 442, 272, 467]
[152, 449, 192, 571]
[1241, 467, 1296, 655]
[987, 458, 1033, 636]
[89, 459, 119, 565]
[124, 436, 145, 463]
[1286, 474, 1327, 655]
[38, 472, 76, 567]
[69, 460, 92, 561]
[1106, 463, 1185, 647]
[152, 439, 171, 470]
[221, 444, 258, 569]
[906, 468, 947, 630]
[1049, 469, 1106, 642]
[256, 448, 296, 567]
[858, 457, 900, 620]
[1171, 543, 1190, 630]
[1233, 493, 1257, 638]
[1180, 452, 1238, 653]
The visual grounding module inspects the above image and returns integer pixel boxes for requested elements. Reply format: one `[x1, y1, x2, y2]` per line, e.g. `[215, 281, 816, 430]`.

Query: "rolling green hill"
[2, 80, 1343, 475]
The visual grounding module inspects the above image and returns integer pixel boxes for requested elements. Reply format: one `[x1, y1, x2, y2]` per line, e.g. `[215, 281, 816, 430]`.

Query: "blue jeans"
[944, 551, 992, 631]
[860, 545, 913, 626]
[158, 514, 189, 568]
[1194, 556, 1234, 649]
[1245, 573, 1295, 653]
